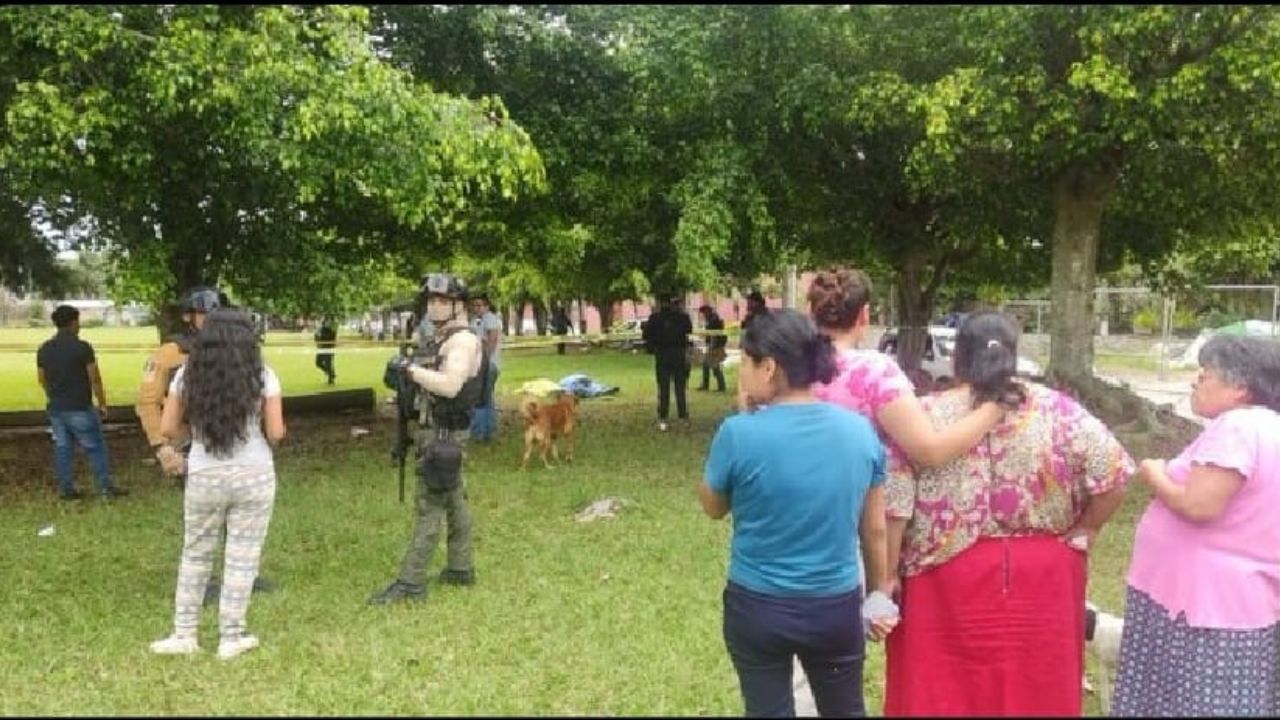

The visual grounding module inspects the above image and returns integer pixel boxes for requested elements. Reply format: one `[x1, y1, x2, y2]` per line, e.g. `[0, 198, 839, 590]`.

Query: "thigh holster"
[418, 434, 463, 493]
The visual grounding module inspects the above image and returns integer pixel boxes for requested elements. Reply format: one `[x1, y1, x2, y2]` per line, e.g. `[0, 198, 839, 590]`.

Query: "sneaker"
[59, 490, 85, 501]
[217, 635, 259, 660]
[438, 568, 476, 587]
[100, 487, 130, 500]
[368, 580, 426, 605]
[150, 634, 199, 655]
[656, 421, 669, 432]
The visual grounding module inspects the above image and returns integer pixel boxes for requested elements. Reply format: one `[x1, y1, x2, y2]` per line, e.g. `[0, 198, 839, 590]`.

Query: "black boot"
[438, 568, 476, 587]
[368, 580, 426, 605]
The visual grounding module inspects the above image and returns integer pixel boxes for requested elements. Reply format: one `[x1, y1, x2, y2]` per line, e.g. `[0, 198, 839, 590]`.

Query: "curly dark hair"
[181, 309, 265, 457]
[807, 267, 872, 331]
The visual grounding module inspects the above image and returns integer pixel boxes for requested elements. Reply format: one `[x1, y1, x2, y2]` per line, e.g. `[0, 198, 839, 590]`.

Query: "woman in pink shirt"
[1112, 335, 1280, 716]
[806, 267, 1003, 467]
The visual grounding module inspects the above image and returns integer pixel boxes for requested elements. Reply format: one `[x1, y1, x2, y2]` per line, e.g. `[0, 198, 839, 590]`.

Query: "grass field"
[0, 328, 1141, 715]
[1, 326, 406, 411]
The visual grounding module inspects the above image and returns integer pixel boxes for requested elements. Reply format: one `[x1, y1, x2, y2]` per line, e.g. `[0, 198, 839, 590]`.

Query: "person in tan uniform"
[136, 286, 222, 478]
[138, 285, 276, 602]
[370, 272, 484, 605]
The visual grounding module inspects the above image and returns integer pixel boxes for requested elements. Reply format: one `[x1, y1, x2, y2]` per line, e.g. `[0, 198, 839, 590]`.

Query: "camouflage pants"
[172, 465, 276, 641]
[397, 433, 473, 585]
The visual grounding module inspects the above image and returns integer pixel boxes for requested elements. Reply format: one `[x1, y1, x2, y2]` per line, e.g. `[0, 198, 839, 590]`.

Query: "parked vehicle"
[878, 326, 1043, 383]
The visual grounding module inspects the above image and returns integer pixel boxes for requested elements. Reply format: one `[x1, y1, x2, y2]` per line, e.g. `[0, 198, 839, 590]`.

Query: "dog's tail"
[520, 396, 541, 422]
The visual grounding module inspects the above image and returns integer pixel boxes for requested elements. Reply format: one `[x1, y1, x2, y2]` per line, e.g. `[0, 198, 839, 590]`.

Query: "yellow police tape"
[0, 329, 738, 353]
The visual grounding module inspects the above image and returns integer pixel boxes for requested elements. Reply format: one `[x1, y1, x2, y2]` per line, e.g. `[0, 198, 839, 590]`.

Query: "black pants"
[701, 357, 726, 391]
[655, 352, 689, 420]
[722, 581, 867, 718]
[315, 353, 335, 383]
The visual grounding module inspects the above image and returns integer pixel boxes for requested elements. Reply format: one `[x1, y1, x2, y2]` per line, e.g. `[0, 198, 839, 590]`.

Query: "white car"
[878, 326, 1042, 383]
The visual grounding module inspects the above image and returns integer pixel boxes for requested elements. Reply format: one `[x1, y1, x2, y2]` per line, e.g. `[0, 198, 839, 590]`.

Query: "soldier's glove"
[155, 444, 186, 477]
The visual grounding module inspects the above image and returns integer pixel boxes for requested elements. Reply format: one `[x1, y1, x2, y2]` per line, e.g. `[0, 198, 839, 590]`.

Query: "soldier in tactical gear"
[370, 272, 483, 605]
[136, 285, 276, 603]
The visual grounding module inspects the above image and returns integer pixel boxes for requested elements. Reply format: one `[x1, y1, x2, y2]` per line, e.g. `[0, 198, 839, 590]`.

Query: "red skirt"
[884, 535, 1086, 717]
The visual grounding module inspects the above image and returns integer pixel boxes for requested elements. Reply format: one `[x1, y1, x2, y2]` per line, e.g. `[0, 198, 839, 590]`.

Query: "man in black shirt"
[36, 305, 126, 500]
[642, 294, 693, 431]
[740, 290, 767, 336]
[314, 319, 337, 385]
[696, 304, 727, 392]
[550, 305, 571, 355]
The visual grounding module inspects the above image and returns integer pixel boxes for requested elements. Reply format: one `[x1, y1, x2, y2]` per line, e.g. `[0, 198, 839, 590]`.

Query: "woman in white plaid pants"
[150, 309, 286, 660]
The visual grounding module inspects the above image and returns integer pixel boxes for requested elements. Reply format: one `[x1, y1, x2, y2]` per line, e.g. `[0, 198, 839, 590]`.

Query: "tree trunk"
[532, 300, 548, 335]
[1048, 163, 1118, 386]
[511, 299, 524, 335]
[153, 302, 186, 340]
[893, 248, 945, 379]
[896, 254, 936, 371]
[596, 299, 615, 333]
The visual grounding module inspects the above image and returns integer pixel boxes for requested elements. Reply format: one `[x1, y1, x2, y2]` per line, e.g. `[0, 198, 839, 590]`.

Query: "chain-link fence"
[1002, 284, 1279, 381]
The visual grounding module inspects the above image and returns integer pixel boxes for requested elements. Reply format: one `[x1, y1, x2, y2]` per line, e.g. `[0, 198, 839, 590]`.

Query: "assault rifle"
[384, 337, 436, 503]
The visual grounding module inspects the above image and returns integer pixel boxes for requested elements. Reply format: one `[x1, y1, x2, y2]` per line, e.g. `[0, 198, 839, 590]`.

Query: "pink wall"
[512, 272, 820, 334]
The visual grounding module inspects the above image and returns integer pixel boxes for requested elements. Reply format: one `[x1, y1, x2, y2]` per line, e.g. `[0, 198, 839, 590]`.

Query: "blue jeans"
[468, 365, 501, 441]
[48, 410, 114, 494]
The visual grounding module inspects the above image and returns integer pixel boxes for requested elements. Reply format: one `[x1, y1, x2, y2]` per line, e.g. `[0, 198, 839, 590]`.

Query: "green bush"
[1200, 310, 1247, 330]
[1132, 307, 1159, 333]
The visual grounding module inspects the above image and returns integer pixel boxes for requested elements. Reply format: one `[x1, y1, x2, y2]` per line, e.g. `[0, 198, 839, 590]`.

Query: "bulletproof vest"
[427, 326, 489, 430]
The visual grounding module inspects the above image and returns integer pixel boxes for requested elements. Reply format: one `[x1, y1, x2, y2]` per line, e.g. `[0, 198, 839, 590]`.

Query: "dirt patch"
[0, 411, 383, 500]
[1061, 376, 1201, 461]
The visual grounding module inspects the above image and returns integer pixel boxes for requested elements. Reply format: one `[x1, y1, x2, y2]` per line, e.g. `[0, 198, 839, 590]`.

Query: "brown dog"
[519, 393, 579, 469]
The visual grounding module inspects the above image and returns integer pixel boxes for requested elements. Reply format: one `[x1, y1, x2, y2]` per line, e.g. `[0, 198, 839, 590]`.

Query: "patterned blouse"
[813, 348, 915, 442]
[886, 382, 1134, 577]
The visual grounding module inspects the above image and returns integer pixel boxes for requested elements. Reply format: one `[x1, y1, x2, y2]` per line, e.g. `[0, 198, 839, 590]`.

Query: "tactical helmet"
[180, 285, 222, 314]
[419, 273, 468, 301]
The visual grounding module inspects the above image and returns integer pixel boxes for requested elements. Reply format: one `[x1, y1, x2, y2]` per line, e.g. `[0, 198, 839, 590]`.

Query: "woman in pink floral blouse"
[806, 268, 1004, 469]
[882, 311, 1132, 716]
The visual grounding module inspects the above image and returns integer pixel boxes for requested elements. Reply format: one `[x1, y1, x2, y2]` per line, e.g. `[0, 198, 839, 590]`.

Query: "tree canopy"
[1, 4, 545, 317]
[5, 5, 1280, 382]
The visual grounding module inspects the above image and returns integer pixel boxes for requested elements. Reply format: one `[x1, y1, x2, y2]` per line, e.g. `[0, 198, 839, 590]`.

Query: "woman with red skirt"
[882, 312, 1132, 716]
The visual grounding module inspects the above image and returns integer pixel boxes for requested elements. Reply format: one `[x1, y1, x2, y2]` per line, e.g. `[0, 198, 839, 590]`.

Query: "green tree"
[752, 6, 1050, 369]
[916, 5, 1280, 384]
[1, 5, 544, 328]
[371, 5, 668, 324]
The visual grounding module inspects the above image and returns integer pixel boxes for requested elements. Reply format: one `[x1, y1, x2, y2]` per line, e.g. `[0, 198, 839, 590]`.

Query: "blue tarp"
[559, 373, 620, 399]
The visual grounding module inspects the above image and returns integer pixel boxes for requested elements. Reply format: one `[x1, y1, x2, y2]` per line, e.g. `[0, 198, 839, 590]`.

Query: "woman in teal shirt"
[700, 309, 897, 717]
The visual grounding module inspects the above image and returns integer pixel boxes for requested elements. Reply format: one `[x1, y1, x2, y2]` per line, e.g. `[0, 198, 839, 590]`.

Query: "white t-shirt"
[470, 311, 503, 369]
[170, 365, 282, 473]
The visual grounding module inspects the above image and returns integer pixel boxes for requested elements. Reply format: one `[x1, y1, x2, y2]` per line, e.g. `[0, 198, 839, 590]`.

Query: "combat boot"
[368, 580, 426, 605]
[438, 568, 476, 587]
